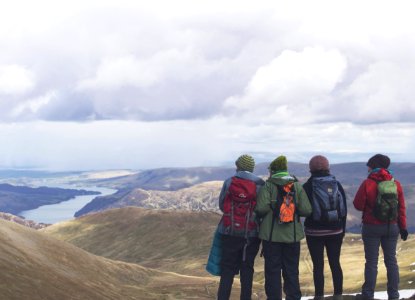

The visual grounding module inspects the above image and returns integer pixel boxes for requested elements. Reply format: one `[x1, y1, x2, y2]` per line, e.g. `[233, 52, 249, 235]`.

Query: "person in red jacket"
[353, 154, 408, 300]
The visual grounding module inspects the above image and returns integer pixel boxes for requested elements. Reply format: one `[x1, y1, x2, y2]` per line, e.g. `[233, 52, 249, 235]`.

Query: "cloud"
[337, 61, 415, 123]
[0, 119, 414, 170]
[0, 65, 35, 95]
[10, 91, 56, 119]
[223, 47, 347, 124]
[1, 1, 415, 169]
[2, 2, 415, 124]
[77, 55, 165, 90]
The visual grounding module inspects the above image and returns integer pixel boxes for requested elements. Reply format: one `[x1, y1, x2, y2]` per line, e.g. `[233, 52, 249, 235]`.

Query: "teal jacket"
[255, 172, 312, 243]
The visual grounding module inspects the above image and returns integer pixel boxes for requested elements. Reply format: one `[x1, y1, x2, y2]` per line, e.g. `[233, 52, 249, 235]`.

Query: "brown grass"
[0, 218, 216, 300]
[43, 207, 415, 298]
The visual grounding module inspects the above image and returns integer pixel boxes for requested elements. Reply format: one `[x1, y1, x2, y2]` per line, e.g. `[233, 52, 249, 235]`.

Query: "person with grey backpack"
[303, 155, 347, 300]
[353, 154, 408, 300]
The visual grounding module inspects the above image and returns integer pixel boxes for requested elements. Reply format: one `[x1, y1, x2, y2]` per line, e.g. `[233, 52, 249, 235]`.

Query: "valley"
[44, 207, 415, 297]
[0, 163, 414, 299]
[0, 217, 216, 300]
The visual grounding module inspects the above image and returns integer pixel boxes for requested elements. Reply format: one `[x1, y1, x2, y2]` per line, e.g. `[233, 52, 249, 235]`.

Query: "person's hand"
[400, 229, 408, 241]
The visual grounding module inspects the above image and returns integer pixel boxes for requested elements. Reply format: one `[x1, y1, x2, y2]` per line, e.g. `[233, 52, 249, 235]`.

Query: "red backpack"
[222, 177, 257, 236]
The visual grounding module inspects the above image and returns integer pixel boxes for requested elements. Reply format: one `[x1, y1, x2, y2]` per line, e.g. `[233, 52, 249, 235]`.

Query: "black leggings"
[306, 234, 343, 296]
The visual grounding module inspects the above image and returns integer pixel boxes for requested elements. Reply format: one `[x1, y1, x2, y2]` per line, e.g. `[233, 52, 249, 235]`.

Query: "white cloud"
[0, 65, 35, 95]
[338, 61, 415, 123]
[223, 47, 347, 124]
[10, 91, 56, 119]
[1, 1, 415, 168]
[78, 55, 162, 90]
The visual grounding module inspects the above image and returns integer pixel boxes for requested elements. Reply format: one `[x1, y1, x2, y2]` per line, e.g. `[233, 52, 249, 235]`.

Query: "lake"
[20, 186, 116, 224]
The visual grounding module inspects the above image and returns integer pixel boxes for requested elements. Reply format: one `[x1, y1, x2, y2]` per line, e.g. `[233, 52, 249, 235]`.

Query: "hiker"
[353, 154, 408, 300]
[255, 155, 312, 300]
[303, 155, 347, 300]
[216, 154, 265, 300]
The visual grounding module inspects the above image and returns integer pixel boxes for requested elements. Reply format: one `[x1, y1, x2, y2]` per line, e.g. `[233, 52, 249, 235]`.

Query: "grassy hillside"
[0, 218, 216, 300]
[46, 207, 221, 276]
[44, 207, 415, 296]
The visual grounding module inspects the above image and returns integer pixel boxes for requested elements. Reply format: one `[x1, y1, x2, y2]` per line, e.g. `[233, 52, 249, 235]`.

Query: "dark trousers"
[306, 234, 344, 296]
[361, 224, 400, 300]
[262, 240, 301, 300]
[217, 235, 261, 300]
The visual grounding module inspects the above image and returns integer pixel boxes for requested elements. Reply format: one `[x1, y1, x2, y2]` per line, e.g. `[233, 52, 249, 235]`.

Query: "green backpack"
[373, 179, 398, 222]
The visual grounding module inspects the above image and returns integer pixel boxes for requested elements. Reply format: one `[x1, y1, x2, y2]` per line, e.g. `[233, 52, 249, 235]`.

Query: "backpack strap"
[269, 191, 281, 240]
[291, 183, 298, 242]
[260, 184, 279, 258]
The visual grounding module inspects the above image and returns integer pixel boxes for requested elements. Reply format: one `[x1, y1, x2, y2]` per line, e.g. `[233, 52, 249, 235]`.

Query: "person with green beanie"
[215, 154, 265, 300]
[255, 155, 312, 300]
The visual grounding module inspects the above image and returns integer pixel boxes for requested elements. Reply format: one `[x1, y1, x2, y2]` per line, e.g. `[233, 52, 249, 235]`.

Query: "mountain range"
[0, 163, 414, 298]
[73, 162, 415, 232]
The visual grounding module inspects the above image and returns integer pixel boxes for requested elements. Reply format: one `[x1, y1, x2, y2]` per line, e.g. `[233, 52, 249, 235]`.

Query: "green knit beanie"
[235, 154, 255, 173]
[269, 155, 288, 173]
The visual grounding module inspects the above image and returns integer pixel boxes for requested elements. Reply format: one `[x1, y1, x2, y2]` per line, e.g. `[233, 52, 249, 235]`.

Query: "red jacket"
[353, 168, 407, 229]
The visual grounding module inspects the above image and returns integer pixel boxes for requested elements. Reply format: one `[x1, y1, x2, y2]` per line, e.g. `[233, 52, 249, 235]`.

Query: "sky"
[1, 0, 415, 170]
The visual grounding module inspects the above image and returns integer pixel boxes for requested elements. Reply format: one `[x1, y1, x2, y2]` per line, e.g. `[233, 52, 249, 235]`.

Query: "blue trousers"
[361, 224, 400, 300]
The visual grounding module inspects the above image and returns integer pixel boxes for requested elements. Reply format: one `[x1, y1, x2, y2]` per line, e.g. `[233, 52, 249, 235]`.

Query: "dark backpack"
[311, 175, 346, 224]
[222, 177, 257, 236]
[373, 179, 398, 222]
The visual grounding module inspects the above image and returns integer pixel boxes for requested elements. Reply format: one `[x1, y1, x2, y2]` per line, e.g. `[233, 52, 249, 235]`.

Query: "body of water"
[20, 186, 116, 224]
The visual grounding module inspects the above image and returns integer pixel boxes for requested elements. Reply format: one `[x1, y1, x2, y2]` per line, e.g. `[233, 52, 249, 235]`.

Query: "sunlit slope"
[45, 207, 221, 276]
[0, 218, 215, 300]
[45, 208, 415, 296]
[75, 181, 223, 217]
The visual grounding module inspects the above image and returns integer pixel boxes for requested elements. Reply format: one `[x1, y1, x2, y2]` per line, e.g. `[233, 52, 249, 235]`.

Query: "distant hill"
[89, 162, 415, 189]
[45, 207, 415, 295]
[74, 162, 415, 232]
[75, 181, 222, 217]
[0, 183, 100, 215]
[0, 218, 215, 300]
[93, 166, 236, 190]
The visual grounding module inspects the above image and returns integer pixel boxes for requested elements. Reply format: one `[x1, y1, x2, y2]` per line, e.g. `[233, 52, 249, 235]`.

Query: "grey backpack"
[311, 175, 346, 223]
